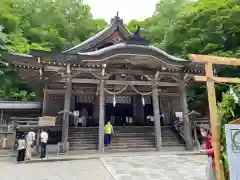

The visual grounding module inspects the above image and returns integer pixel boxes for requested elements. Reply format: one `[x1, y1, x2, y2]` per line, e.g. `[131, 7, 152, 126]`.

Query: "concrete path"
[0, 159, 114, 180]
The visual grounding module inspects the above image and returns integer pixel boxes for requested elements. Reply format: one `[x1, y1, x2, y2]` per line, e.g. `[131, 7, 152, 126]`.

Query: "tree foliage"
[0, 0, 106, 101]
[164, 0, 240, 57]
[127, 0, 188, 48]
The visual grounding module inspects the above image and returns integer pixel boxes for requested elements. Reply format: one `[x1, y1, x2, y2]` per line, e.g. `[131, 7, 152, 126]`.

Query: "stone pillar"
[98, 80, 105, 152]
[179, 82, 193, 150]
[42, 91, 48, 116]
[62, 77, 72, 144]
[152, 83, 162, 151]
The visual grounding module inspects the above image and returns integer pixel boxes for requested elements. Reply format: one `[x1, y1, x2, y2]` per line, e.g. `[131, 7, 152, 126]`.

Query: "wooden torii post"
[188, 54, 240, 180]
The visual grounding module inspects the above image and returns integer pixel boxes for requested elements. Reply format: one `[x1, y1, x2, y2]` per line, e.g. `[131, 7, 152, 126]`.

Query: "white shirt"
[73, 111, 79, 117]
[78, 117, 83, 123]
[40, 131, 48, 143]
[27, 131, 36, 141]
[150, 116, 154, 122]
[17, 139, 26, 150]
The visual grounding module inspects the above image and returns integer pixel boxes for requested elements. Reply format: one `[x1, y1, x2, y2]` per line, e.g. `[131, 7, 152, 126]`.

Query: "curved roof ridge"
[63, 16, 131, 54]
[77, 43, 188, 63]
[149, 45, 188, 62]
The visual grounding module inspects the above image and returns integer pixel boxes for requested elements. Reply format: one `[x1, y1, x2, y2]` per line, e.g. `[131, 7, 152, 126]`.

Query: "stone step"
[68, 126, 184, 153]
[69, 146, 98, 151]
[68, 133, 176, 137]
[68, 138, 180, 143]
[69, 141, 182, 148]
[69, 127, 174, 132]
[68, 137, 179, 142]
[69, 143, 184, 151]
[69, 128, 175, 132]
[104, 147, 157, 153]
[68, 146, 185, 154]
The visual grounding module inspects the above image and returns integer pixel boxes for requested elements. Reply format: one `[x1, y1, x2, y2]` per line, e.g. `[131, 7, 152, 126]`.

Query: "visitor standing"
[104, 121, 114, 146]
[40, 129, 48, 159]
[26, 129, 36, 160]
[78, 116, 83, 127]
[160, 112, 164, 126]
[16, 135, 26, 163]
[200, 127, 216, 180]
[73, 110, 79, 127]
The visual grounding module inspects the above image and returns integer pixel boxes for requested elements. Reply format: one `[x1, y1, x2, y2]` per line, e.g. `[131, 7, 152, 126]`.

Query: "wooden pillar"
[205, 62, 223, 180]
[132, 96, 137, 124]
[93, 96, 99, 125]
[98, 79, 105, 152]
[35, 129, 40, 154]
[152, 83, 162, 150]
[179, 82, 193, 150]
[42, 91, 48, 116]
[62, 77, 72, 144]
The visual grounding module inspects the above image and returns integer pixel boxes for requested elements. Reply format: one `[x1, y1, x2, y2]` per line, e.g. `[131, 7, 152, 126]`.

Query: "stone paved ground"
[0, 159, 113, 180]
[100, 155, 206, 180]
[0, 154, 207, 180]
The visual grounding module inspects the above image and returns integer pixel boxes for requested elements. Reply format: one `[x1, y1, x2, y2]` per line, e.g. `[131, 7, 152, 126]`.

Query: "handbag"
[31, 141, 36, 148]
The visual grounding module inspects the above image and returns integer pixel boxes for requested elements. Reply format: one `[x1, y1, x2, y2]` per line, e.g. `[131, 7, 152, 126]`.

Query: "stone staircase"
[68, 127, 98, 152]
[68, 126, 185, 153]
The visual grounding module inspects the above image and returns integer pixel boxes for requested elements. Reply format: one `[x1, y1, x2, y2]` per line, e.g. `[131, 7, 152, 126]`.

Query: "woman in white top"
[17, 135, 26, 163]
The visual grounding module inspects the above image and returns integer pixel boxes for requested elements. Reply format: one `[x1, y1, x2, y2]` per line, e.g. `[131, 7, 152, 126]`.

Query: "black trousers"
[17, 149, 25, 162]
[40, 142, 47, 158]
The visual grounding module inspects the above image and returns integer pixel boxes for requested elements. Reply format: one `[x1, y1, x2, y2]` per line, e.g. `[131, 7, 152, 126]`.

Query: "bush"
[218, 87, 240, 180]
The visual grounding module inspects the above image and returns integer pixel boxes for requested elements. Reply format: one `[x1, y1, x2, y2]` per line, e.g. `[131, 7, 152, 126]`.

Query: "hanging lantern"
[142, 95, 145, 106]
[66, 64, 71, 74]
[113, 94, 116, 107]
[39, 68, 43, 79]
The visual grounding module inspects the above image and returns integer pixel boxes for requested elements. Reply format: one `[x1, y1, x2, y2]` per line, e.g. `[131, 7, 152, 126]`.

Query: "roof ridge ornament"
[110, 11, 123, 25]
[126, 25, 149, 45]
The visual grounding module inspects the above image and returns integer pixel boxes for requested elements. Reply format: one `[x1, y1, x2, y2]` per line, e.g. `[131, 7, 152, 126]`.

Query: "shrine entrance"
[105, 103, 133, 126]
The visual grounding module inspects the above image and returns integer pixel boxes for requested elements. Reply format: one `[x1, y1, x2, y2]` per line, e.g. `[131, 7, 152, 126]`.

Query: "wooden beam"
[189, 54, 240, 66]
[60, 78, 100, 84]
[44, 66, 199, 77]
[194, 76, 240, 84]
[43, 88, 181, 96]
[60, 78, 178, 86]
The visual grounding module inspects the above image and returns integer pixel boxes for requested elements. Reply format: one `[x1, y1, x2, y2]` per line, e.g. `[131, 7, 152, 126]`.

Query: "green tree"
[0, 0, 107, 100]
[127, 0, 189, 48]
[0, 26, 7, 75]
[164, 0, 240, 57]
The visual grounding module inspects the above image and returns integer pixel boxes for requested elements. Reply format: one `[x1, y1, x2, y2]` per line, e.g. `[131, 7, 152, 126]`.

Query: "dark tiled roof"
[63, 16, 131, 54]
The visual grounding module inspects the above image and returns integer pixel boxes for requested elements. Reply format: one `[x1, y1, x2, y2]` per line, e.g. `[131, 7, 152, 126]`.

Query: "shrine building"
[6, 15, 205, 153]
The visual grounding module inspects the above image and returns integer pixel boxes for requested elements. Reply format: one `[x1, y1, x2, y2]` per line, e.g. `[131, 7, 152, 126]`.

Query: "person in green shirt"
[104, 121, 114, 146]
